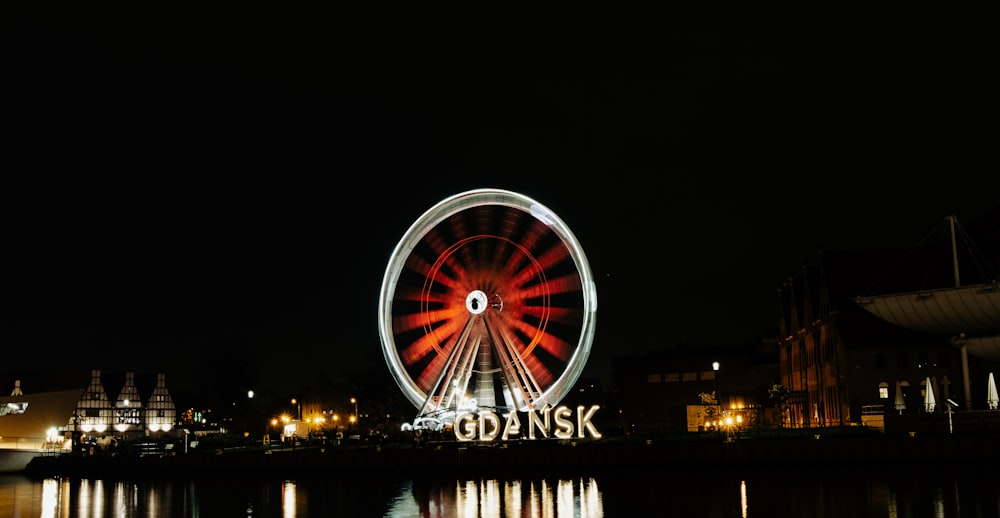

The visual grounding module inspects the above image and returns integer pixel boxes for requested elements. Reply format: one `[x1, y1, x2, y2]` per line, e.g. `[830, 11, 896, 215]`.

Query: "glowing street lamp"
[350, 397, 357, 420]
[291, 398, 301, 421]
[712, 361, 721, 409]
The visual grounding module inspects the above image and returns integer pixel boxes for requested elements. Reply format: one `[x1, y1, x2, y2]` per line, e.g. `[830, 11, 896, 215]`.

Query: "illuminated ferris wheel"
[378, 189, 598, 431]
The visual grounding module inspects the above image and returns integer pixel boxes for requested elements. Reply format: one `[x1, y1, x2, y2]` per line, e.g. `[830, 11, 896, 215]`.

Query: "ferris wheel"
[378, 189, 598, 431]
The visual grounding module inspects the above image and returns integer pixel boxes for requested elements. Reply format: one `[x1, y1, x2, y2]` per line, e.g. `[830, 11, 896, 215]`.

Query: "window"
[0, 402, 27, 416]
[875, 353, 888, 370]
[664, 373, 680, 382]
[682, 372, 697, 381]
[896, 352, 908, 369]
[646, 374, 662, 383]
[702, 371, 716, 381]
[878, 382, 889, 399]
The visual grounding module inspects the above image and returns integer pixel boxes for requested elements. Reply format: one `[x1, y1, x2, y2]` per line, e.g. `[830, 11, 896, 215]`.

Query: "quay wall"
[23, 432, 1000, 478]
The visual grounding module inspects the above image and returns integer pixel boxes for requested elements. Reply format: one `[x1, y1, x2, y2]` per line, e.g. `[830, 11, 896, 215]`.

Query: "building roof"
[0, 388, 83, 440]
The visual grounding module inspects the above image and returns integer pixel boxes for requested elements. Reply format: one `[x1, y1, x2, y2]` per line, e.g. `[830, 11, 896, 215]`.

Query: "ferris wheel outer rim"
[378, 188, 598, 414]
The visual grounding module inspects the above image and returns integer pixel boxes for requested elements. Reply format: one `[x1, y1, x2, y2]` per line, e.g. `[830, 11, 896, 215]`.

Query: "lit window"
[0, 402, 28, 416]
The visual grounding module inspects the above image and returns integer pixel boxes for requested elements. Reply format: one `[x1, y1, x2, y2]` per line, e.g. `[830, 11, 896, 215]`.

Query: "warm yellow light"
[349, 415, 356, 424]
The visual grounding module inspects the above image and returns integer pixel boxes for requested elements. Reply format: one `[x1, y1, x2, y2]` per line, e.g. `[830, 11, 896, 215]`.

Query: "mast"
[948, 214, 972, 410]
[948, 214, 973, 410]
[949, 214, 961, 288]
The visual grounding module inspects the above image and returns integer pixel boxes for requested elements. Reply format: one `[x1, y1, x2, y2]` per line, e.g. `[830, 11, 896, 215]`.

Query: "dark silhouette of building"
[612, 340, 780, 436]
[778, 211, 1000, 431]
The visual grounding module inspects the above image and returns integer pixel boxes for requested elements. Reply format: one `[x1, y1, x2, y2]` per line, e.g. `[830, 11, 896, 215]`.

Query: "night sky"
[4, 14, 998, 405]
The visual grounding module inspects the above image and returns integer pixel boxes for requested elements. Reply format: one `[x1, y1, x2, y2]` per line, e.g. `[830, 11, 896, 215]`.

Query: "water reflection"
[385, 476, 604, 517]
[1, 463, 998, 517]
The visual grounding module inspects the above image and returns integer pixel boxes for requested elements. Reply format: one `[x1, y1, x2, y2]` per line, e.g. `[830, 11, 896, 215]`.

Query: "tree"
[768, 384, 790, 428]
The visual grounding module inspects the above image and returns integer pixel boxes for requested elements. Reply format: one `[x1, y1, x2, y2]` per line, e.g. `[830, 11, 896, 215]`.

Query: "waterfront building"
[144, 373, 176, 433]
[74, 370, 115, 435]
[612, 341, 780, 436]
[778, 213, 1000, 431]
[62, 370, 178, 439]
[114, 371, 143, 439]
[0, 381, 82, 472]
[612, 212, 999, 436]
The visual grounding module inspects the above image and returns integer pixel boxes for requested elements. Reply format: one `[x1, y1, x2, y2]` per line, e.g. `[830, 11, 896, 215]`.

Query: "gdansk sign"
[454, 404, 602, 442]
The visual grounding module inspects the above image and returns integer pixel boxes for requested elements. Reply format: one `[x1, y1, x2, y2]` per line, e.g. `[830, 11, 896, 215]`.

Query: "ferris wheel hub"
[466, 290, 489, 315]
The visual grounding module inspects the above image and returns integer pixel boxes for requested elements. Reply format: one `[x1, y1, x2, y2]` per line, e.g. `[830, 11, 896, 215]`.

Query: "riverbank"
[22, 430, 1000, 478]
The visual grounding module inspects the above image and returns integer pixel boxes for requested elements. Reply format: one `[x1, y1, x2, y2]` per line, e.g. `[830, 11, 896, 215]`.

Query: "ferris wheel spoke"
[486, 314, 545, 407]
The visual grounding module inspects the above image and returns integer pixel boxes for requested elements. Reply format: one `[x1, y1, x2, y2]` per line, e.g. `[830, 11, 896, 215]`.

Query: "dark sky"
[3, 15, 998, 403]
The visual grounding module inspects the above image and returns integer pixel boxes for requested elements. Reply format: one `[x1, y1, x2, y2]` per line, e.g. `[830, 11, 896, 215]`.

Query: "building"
[612, 340, 780, 436]
[778, 213, 1000, 431]
[611, 211, 1000, 436]
[0, 381, 83, 471]
[71, 370, 176, 441]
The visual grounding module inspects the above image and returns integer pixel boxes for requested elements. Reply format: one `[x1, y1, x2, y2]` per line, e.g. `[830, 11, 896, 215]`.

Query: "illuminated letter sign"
[455, 405, 602, 442]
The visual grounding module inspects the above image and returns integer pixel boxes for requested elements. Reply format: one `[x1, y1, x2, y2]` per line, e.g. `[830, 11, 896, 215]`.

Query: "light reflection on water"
[384, 477, 604, 517]
[2, 463, 999, 517]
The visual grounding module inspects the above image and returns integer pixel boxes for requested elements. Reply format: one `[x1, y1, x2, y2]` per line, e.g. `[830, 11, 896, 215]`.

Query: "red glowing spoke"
[520, 353, 554, 387]
[506, 317, 573, 362]
[524, 304, 582, 327]
[519, 274, 581, 301]
[416, 347, 454, 393]
[399, 327, 447, 366]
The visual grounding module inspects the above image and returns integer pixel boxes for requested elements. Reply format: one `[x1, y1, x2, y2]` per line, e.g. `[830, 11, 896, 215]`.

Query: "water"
[1, 463, 998, 517]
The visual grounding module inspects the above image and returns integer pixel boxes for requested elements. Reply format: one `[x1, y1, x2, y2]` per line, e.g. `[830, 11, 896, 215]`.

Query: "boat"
[0, 382, 83, 472]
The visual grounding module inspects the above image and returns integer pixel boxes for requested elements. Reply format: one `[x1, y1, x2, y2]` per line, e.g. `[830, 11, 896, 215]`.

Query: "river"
[2, 462, 997, 517]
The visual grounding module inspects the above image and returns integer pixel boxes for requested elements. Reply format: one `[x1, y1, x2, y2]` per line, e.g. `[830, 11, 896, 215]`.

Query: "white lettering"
[553, 405, 574, 439]
[451, 405, 601, 442]
[479, 411, 501, 441]
[526, 405, 551, 439]
[455, 412, 477, 442]
[501, 410, 522, 441]
[576, 405, 602, 439]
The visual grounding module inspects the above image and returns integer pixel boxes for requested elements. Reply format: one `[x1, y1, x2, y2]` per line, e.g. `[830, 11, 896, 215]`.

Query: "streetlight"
[712, 361, 721, 404]
[350, 397, 358, 420]
[291, 398, 301, 421]
[712, 362, 722, 431]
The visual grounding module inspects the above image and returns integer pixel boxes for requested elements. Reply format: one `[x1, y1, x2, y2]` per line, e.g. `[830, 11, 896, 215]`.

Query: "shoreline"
[21, 431, 1000, 478]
